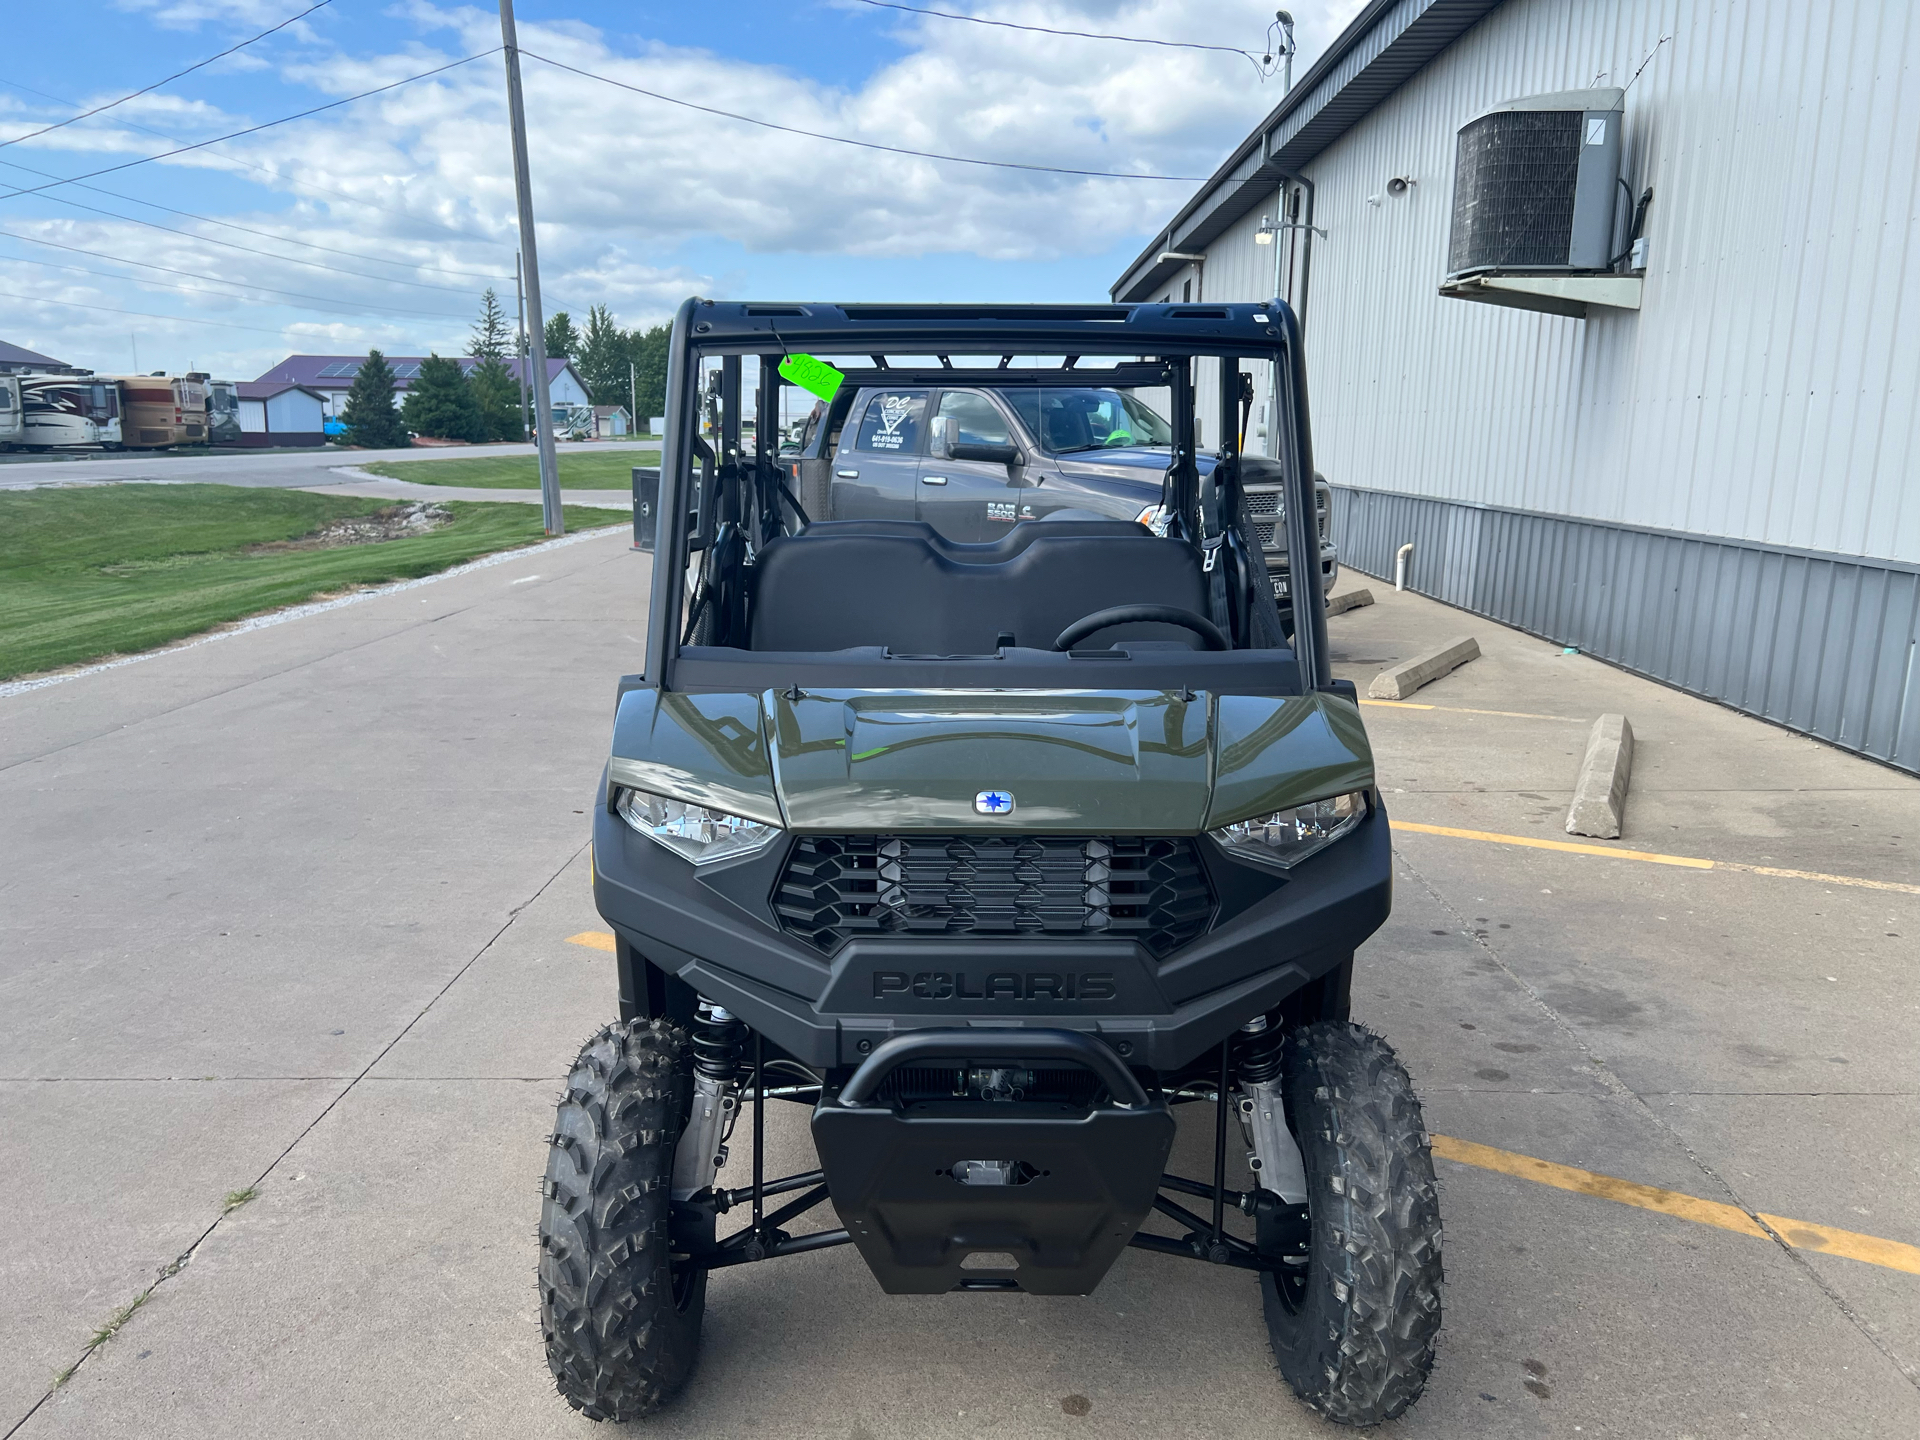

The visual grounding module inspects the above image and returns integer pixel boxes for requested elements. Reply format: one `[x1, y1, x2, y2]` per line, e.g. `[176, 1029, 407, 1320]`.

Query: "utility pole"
[1277, 10, 1295, 91]
[629, 359, 637, 435]
[498, 0, 562, 535]
[514, 250, 531, 442]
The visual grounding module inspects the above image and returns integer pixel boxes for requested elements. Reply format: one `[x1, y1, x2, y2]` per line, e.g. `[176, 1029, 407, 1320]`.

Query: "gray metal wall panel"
[1202, 0, 1920, 564]
[1332, 486, 1920, 772]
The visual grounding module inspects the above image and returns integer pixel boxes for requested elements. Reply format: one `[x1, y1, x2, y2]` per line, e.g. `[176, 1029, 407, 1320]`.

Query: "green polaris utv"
[540, 300, 1442, 1427]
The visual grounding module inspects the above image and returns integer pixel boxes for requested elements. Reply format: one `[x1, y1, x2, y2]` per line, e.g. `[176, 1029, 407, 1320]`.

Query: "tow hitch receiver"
[811, 1030, 1174, 1294]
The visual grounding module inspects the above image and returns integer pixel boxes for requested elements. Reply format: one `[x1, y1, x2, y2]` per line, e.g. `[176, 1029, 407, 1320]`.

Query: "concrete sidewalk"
[2, 548, 1914, 1438]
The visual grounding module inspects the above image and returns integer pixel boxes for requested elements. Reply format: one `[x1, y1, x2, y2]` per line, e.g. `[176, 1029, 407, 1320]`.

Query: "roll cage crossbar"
[643, 299, 1329, 693]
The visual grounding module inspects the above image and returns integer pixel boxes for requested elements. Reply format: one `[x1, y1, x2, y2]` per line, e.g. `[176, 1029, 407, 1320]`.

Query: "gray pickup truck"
[785, 373, 1336, 604]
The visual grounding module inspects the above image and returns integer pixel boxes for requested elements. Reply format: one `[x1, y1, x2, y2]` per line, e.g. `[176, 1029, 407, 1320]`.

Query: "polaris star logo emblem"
[973, 789, 1015, 815]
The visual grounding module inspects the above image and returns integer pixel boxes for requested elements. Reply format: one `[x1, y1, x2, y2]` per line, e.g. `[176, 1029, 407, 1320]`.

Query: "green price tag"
[778, 353, 845, 402]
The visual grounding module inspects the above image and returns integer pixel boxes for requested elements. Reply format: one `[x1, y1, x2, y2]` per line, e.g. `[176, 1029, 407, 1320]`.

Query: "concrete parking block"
[1566, 713, 1634, 838]
[1367, 634, 1480, 700]
[1325, 587, 1374, 616]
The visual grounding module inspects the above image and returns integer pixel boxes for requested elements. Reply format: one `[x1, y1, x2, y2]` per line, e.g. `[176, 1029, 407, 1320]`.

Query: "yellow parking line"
[1361, 699, 1583, 722]
[1391, 820, 1920, 894]
[1432, 1134, 1920, 1276]
[1392, 820, 1714, 869]
[566, 931, 616, 952]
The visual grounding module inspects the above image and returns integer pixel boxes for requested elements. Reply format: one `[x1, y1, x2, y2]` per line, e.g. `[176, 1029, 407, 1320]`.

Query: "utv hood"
[609, 688, 1373, 834]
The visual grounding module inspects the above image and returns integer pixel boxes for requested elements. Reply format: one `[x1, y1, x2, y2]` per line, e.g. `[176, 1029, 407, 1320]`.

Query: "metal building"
[1112, 0, 1920, 774]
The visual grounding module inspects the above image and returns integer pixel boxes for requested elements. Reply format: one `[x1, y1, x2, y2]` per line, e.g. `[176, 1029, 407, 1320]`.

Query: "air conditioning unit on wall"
[1440, 86, 1643, 319]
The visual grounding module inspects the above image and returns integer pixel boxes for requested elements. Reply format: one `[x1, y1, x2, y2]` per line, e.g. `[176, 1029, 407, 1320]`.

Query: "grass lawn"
[0, 484, 619, 680]
[355, 449, 659, 489]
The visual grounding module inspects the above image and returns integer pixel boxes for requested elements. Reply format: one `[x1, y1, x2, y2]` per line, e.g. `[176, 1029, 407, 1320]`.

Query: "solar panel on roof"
[316, 362, 361, 378]
[390, 363, 421, 378]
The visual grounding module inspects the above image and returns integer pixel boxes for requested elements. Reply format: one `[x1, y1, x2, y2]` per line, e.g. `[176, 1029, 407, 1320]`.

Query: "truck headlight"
[614, 787, 780, 865]
[1134, 504, 1173, 537]
[1210, 791, 1367, 869]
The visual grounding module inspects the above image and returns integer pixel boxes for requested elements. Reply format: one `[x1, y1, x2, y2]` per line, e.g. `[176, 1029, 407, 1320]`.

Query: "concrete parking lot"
[2, 538, 1915, 1438]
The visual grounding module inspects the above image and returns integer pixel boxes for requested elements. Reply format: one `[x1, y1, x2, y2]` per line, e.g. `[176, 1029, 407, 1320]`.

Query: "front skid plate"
[811, 1097, 1176, 1295]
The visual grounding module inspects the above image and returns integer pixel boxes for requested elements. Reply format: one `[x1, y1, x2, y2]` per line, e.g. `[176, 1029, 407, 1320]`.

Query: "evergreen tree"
[340, 348, 408, 448]
[543, 310, 580, 360]
[578, 303, 630, 407]
[468, 288, 510, 359]
[629, 325, 670, 428]
[401, 353, 484, 442]
[469, 356, 524, 442]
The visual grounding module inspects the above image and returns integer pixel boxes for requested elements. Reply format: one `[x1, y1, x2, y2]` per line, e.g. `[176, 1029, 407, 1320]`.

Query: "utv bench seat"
[748, 519, 1212, 654]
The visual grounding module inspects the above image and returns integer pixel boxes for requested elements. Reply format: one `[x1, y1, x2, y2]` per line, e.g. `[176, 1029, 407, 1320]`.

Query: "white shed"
[235, 381, 328, 446]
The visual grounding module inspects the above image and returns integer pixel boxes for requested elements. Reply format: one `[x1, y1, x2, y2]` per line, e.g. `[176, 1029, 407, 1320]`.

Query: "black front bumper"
[810, 1030, 1175, 1294]
[592, 793, 1391, 1074]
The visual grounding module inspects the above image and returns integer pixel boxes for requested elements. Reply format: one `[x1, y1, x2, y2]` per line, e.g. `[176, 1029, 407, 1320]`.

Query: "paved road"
[0, 440, 658, 491]
[2, 546, 1915, 1438]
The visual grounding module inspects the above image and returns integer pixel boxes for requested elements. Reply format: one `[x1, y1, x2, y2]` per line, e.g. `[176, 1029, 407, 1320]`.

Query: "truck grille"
[774, 835, 1213, 957]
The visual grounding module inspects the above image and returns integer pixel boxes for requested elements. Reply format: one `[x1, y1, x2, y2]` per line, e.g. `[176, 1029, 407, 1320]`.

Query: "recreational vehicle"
[206, 380, 243, 445]
[19, 375, 123, 449]
[0, 375, 21, 448]
[104, 373, 208, 448]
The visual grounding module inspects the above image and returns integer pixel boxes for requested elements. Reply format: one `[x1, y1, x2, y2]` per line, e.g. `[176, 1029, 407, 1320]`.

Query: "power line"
[0, 49, 501, 204]
[0, 250, 469, 331]
[0, 1, 333, 152]
[850, 0, 1263, 61]
[0, 286, 347, 339]
[0, 73, 515, 261]
[0, 162, 499, 296]
[520, 50, 1205, 182]
[0, 226, 473, 320]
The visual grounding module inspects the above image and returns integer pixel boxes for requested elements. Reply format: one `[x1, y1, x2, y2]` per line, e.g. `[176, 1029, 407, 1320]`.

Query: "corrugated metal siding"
[1295, 0, 1920, 563]
[1333, 486, 1920, 770]
[1152, 0, 1920, 769]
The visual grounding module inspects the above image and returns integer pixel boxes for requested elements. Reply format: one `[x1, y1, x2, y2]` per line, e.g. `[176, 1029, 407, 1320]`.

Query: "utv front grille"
[774, 835, 1213, 957]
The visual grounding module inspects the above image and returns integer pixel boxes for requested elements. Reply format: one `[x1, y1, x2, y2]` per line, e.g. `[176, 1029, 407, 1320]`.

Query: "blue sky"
[0, 2, 1361, 378]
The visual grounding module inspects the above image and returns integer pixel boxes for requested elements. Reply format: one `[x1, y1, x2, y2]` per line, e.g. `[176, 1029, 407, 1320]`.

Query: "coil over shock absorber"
[690, 998, 745, 1080]
[673, 999, 744, 1199]
[1234, 1014, 1308, 1204]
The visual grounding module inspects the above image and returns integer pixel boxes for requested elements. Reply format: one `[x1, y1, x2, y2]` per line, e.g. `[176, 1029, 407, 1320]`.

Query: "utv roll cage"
[641, 299, 1329, 694]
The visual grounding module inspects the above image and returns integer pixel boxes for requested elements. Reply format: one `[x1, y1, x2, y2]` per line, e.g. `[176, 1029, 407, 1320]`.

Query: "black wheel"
[539, 1018, 707, 1421]
[1262, 1021, 1443, 1426]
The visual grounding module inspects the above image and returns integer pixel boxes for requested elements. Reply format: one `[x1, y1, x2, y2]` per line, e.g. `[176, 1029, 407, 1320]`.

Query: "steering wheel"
[1053, 605, 1229, 652]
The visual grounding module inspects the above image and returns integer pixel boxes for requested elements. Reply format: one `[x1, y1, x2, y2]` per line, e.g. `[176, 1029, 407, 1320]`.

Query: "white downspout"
[1395, 542, 1414, 592]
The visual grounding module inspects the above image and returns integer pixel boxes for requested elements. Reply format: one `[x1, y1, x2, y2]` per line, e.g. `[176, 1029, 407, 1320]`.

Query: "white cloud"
[10, 2, 1368, 377]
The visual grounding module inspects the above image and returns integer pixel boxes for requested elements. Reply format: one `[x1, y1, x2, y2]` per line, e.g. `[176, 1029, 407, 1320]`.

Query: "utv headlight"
[1210, 791, 1368, 870]
[614, 787, 780, 865]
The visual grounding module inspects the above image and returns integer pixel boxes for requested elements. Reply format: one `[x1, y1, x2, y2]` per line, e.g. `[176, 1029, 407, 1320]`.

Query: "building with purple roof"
[253, 354, 592, 426]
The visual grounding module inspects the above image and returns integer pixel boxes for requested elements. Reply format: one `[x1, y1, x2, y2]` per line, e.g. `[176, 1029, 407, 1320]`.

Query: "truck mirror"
[931, 415, 956, 459]
[950, 439, 1020, 465]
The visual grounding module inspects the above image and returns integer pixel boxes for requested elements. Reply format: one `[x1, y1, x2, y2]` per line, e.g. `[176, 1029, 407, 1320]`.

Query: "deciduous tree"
[543, 310, 580, 361]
